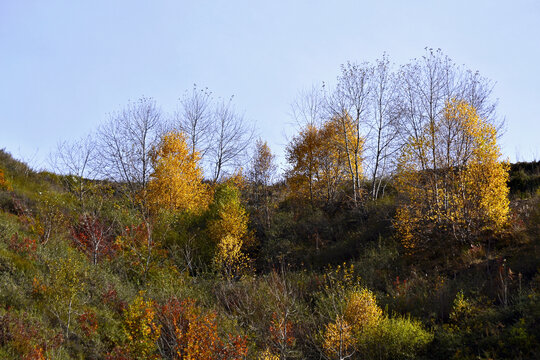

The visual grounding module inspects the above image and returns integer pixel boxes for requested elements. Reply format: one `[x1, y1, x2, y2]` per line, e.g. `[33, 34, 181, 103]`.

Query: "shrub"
[360, 315, 433, 360]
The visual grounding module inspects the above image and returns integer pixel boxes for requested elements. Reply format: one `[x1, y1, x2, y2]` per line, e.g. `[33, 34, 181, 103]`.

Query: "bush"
[358, 316, 432, 360]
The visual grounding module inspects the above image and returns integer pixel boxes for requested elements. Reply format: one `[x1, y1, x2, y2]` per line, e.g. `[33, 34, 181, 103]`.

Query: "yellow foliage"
[209, 200, 248, 241]
[286, 119, 353, 206]
[214, 234, 247, 273]
[323, 263, 358, 293]
[394, 99, 509, 250]
[148, 131, 210, 213]
[344, 288, 382, 333]
[123, 292, 161, 359]
[258, 347, 280, 360]
[322, 316, 355, 359]
[209, 185, 251, 277]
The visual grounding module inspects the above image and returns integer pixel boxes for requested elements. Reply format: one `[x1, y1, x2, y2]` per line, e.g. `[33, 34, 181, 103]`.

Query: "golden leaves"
[286, 117, 356, 206]
[123, 292, 161, 359]
[209, 184, 251, 277]
[394, 99, 509, 250]
[148, 131, 210, 213]
[322, 316, 355, 358]
[344, 289, 383, 333]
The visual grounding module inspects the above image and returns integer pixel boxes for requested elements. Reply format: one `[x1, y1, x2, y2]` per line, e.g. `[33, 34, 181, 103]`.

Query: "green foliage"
[359, 315, 433, 360]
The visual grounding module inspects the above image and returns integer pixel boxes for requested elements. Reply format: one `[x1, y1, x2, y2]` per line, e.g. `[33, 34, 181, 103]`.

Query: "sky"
[1, 0, 539, 173]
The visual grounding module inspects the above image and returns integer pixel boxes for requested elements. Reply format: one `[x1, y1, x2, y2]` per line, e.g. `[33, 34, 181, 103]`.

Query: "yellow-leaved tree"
[208, 182, 251, 277]
[322, 288, 382, 360]
[394, 99, 509, 253]
[286, 119, 351, 207]
[148, 130, 210, 213]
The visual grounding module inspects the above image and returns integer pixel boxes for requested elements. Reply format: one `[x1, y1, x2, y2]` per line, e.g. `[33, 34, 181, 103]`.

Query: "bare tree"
[367, 55, 402, 200]
[50, 134, 98, 205]
[97, 97, 161, 198]
[290, 84, 326, 128]
[398, 49, 500, 171]
[96, 97, 162, 278]
[327, 62, 372, 206]
[175, 84, 214, 157]
[248, 138, 277, 230]
[208, 97, 254, 182]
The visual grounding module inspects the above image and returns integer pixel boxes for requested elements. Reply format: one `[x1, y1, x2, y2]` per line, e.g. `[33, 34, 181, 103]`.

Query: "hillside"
[0, 147, 539, 359]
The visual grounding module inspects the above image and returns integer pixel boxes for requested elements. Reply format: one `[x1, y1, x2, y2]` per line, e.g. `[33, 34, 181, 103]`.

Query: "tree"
[157, 297, 248, 360]
[72, 213, 116, 265]
[115, 222, 166, 281]
[265, 269, 299, 360]
[398, 49, 499, 164]
[394, 99, 509, 253]
[327, 62, 372, 206]
[248, 139, 277, 230]
[286, 119, 349, 208]
[367, 55, 402, 200]
[208, 183, 251, 278]
[175, 85, 214, 157]
[50, 134, 98, 206]
[290, 84, 326, 129]
[322, 316, 355, 360]
[208, 97, 253, 183]
[97, 97, 163, 278]
[42, 254, 86, 339]
[286, 124, 321, 208]
[97, 97, 161, 193]
[123, 293, 161, 359]
[147, 130, 210, 213]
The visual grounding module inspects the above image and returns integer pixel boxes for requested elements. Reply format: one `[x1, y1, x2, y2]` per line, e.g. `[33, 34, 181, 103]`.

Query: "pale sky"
[1, 0, 539, 172]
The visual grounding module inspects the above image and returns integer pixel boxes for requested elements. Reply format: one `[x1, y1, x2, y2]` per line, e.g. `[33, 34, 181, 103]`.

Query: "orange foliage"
[0, 168, 12, 191]
[322, 316, 354, 359]
[268, 312, 295, 356]
[158, 297, 248, 360]
[286, 119, 353, 207]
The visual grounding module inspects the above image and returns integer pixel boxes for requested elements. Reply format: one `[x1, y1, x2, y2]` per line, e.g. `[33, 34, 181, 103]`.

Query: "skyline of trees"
[49, 50, 505, 187]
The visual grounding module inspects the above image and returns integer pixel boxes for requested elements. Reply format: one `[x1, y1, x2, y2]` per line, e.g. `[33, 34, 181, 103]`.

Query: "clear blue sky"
[1, 0, 539, 171]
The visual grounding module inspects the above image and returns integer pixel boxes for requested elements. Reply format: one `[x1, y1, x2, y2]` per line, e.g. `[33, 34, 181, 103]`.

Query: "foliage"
[122, 292, 161, 359]
[208, 183, 251, 277]
[148, 131, 210, 213]
[0, 310, 64, 360]
[2, 52, 540, 359]
[344, 288, 382, 334]
[72, 213, 116, 264]
[115, 222, 167, 281]
[321, 286, 432, 360]
[394, 99, 510, 252]
[361, 315, 433, 360]
[322, 316, 355, 360]
[286, 119, 353, 207]
[157, 297, 248, 360]
[0, 168, 13, 191]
